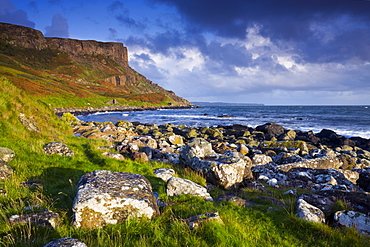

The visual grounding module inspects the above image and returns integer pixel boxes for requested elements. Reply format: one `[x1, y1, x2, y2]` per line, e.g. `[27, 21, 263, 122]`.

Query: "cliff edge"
[0, 22, 192, 108]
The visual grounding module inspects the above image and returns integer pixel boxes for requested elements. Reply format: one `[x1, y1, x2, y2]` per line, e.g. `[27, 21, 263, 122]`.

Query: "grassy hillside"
[0, 76, 369, 246]
[0, 37, 188, 108]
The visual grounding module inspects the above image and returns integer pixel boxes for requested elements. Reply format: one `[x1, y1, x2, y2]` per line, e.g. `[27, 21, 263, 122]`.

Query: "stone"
[298, 193, 334, 215]
[43, 142, 74, 156]
[0, 159, 13, 180]
[43, 238, 88, 247]
[154, 168, 175, 182]
[9, 210, 60, 228]
[251, 154, 273, 166]
[357, 171, 370, 192]
[277, 156, 343, 172]
[102, 152, 125, 160]
[19, 113, 40, 132]
[184, 211, 223, 230]
[0, 147, 15, 162]
[216, 195, 255, 207]
[166, 177, 213, 201]
[296, 199, 325, 223]
[72, 170, 159, 228]
[131, 152, 149, 162]
[168, 135, 184, 146]
[261, 196, 285, 206]
[315, 190, 370, 215]
[256, 123, 286, 137]
[334, 210, 370, 236]
[179, 138, 216, 165]
[238, 144, 249, 155]
[188, 151, 252, 189]
[278, 129, 297, 141]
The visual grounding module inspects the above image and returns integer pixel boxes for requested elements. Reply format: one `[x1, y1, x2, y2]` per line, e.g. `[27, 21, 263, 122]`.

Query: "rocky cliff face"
[0, 22, 192, 107]
[0, 23, 128, 67]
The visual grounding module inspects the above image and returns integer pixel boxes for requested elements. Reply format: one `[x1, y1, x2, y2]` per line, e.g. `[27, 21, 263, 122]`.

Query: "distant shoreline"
[192, 102, 264, 106]
[54, 105, 196, 116]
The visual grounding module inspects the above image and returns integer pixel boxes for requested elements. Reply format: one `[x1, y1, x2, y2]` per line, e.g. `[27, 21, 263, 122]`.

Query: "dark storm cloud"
[45, 13, 69, 38]
[108, 0, 147, 31]
[0, 0, 35, 28]
[151, 0, 370, 63]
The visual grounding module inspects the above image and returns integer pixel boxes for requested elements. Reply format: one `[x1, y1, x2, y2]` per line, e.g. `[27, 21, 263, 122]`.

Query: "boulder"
[277, 156, 343, 172]
[296, 199, 325, 223]
[357, 171, 370, 192]
[0, 159, 13, 180]
[256, 123, 286, 137]
[189, 151, 252, 189]
[216, 195, 255, 207]
[184, 211, 223, 230]
[131, 152, 149, 162]
[298, 193, 334, 215]
[72, 170, 159, 228]
[19, 113, 40, 132]
[43, 238, 87, 247]
[43, 142, 74, 156]
[334, 210, 370, 236]
[168, 135, 184, 146]
[102, 152, 125, 160]
[0, 147, 15, 162]
[9, 210, 60, 228]
[154, 168, 175, 182]
[179, 138, 216, 165]
[166, 177, 212, 201]
[251, 154, 273, 166]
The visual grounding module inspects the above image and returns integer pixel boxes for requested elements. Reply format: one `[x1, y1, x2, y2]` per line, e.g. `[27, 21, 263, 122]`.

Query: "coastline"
[54, 104, 196, 117]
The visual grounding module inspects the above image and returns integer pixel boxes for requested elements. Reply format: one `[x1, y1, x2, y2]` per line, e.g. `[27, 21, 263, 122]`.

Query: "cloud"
[45, 13, 69, 38]
[0, 0, 35, 28]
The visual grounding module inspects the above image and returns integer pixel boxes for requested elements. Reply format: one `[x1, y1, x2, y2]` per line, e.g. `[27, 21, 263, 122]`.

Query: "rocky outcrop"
[43, 238, 87, 247]
[72, 170, 159, 229]
[334, 210, 370, 236]
[0, 23, 128, 67]
[166, 177, 213, 201]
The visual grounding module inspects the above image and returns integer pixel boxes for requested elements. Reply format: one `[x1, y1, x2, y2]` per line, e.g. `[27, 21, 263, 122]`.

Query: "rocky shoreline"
[54, 104, 196, 116]
[60, 113, 370, 236]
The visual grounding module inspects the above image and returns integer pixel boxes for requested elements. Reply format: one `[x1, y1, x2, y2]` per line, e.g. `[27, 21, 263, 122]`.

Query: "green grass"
[0, 77, 369, 246]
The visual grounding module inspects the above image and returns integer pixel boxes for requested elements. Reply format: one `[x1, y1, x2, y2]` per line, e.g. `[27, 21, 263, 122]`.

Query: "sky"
[1, 0, 370, 105]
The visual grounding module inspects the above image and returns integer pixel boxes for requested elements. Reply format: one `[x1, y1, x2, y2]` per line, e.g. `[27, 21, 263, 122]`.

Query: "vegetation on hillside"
[0, 76, 369, 246]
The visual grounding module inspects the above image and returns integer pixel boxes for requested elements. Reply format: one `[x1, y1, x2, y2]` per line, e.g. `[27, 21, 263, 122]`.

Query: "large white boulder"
[72, 170, 159, 229]
[296, 199, 326, 224]
[334, 210, 370, 236]
[166, 177, 213, 201]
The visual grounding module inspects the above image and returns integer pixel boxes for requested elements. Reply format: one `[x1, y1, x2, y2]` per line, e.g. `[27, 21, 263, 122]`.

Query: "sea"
[76, 105, 370, 139]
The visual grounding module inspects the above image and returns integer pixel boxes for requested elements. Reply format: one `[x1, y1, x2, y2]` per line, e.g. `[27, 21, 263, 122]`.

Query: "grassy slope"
[0, 76, 369, 246]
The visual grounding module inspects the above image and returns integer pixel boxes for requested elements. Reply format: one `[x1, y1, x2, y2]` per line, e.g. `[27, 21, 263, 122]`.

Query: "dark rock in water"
[217, 115, 236, 118]
[256, 123, 286, 137]
[43, 238, 87, 247]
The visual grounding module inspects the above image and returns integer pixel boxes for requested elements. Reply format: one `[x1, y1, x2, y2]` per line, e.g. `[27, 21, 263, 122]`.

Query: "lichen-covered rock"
[43, 142, 74, 156]
[296, 199, 325, 223]
[132, 152, 149, 162]
[166, 177, 213, 201]
[188, 151, 252, 189]
[0, 159, 13, 180]
[9, 210, 60, 228]
[72, 170, 159, 229]
[334, 210, 370, 236]
[277, 156, 343, 172]
[0, 147, 15, 162]
[154, 168, 175, 182]
[180, 138, 216, 164]
[251, 154, 273, 166]
[168, 135, 184, 145]
[298, 193, 334, 215]
[184, 211, 223, 230]
[216, 195, 255, 207]
[102, 152, 125, 160]
[43, 238, 87, 247]
[19, 113, 40, 132]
